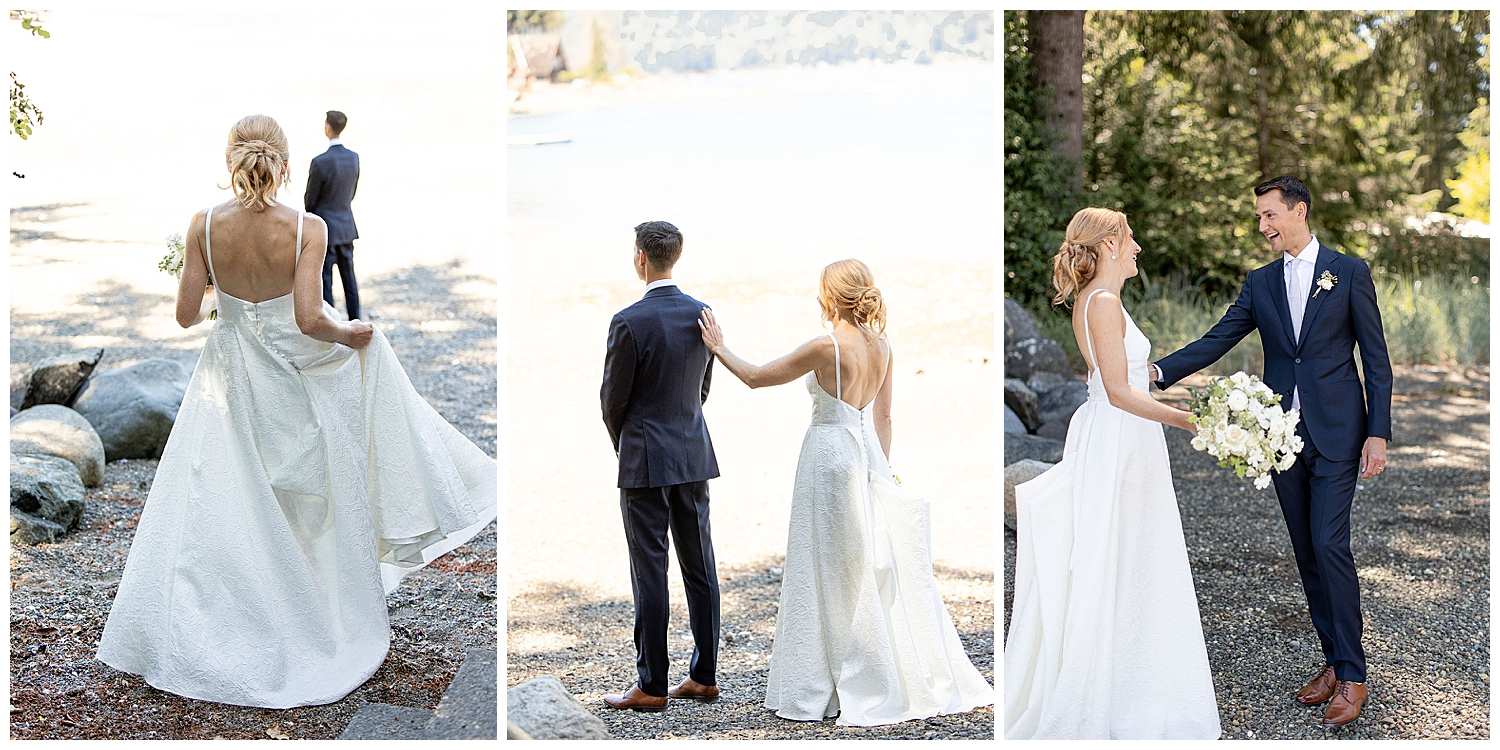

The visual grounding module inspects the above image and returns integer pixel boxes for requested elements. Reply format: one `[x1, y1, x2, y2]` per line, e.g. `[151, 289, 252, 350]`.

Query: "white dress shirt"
[329, 137, 343, 146]
[644, 278, 679, 295]
[1284, 235, 1319, 410]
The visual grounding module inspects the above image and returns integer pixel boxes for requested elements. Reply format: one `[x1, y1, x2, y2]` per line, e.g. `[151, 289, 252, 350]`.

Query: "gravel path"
[10, 249, 497, 740]
[507, 560, 995, 739]
[1004, 364, 1490, 740]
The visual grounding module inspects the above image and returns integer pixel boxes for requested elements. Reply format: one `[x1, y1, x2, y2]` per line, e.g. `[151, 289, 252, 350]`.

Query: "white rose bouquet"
[160, 232, 215, 320]
[1186, 371, 1302, 490]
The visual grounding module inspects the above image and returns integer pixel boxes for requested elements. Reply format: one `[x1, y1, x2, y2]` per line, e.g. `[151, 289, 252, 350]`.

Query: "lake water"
[506, 63, 995, 277]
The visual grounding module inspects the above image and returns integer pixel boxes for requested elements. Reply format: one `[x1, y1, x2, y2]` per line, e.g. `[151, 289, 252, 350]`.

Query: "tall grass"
[1025, 271, 1488, 377]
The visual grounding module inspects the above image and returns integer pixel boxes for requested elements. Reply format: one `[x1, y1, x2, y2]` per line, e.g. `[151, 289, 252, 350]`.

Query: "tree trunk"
[1027, 10, 1085, 187]
[1256, 50, 1272, 180]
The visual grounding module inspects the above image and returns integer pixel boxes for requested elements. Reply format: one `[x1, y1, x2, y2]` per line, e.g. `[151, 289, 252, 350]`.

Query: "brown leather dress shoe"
[668, 677, 720, 702]
[1295, 664, 1337, 705]
[602, 684, 668, 711]
[1322, 680, 1369, 726]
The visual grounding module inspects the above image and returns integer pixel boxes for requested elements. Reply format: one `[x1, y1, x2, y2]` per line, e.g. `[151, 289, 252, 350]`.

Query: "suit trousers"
[1272, 421, 1366, 682]
[620, 480, 720, 697]
[321, 242, 361, 321]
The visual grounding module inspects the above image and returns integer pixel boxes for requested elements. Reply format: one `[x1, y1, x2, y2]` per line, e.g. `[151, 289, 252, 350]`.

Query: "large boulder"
[1038, 381, 1091, 426]
[1004, 405, 1027, 434]
[1003, 379, 1042, 432]
[72, 358, 193, 461]
[1004, 459, 1054, 530]
[1007, 337, 1071, 383]
[1025, 370, 1071, 396]
[21, 348, 103, 409]
[10, 405, 106, 487]
[11, 365, 32, 413]
[11, 453, 86, 545]
[506, 676, 610, 740]
[1003, 297, 1043, 349]
[1005, 433, 1065, 465]
[1035, 418, 1071, 441]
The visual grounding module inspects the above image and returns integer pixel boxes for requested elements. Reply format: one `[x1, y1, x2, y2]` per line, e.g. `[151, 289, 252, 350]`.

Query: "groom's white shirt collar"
[329, 137, 344, 146]
[1283, 235, 1318, 267]
[644, 278, 678, 295]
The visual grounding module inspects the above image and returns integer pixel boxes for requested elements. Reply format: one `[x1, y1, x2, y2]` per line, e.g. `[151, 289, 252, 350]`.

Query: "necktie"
[1287, 259, 1304, 344]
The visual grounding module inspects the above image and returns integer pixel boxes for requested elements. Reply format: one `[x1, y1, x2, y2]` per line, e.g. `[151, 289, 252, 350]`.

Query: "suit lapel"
[1295, 245, 1337, 352]
[1266, 261, 1298, 348]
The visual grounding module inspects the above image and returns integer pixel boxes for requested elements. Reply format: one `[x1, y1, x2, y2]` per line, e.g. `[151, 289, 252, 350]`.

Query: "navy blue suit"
[601, 284, 720, 696]
[1155, 242, 1392, 683]
[305, 143, 361, 319]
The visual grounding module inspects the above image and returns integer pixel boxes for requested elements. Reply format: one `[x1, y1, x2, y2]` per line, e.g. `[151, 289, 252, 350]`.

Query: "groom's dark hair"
[325, 110, 347, 137]
[1254, 175, 1312, 218]
[634, 221, 683, 271]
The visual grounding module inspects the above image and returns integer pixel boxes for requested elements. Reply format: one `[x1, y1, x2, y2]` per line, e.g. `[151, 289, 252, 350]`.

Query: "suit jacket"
[602, 285, 720, 489]
[1155, 243, 1393, 462]
[304, 144, 360, 246]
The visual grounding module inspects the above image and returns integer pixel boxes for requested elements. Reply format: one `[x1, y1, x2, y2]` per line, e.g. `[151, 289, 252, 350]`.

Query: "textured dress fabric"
[96, 208, 497, 709]
[764, 334, 995, 727]
[1004, 290, 1220, 740]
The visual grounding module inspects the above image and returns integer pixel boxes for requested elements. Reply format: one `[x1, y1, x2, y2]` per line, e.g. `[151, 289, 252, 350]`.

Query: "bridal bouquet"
[1186, 371, 1302, 490]
[160, 232, 215, 319]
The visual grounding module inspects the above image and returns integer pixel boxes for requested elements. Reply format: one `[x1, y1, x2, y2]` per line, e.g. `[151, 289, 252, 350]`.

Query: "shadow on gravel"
[9, 203, 97, 244]
[507, 558, 995, 740]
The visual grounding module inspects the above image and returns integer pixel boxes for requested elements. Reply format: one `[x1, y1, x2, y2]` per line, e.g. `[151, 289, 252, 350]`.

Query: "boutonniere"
[1312, 270, 1337, 298]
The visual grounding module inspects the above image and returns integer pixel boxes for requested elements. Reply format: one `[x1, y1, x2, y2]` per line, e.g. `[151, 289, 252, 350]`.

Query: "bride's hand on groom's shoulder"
[698, 307, 723, 355]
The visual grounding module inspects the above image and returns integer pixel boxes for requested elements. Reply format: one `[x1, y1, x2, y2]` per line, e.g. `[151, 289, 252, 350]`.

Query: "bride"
[697, 259, 993, 727]
[96, 115, 497, 708]
[1004, 207, 1220, 739]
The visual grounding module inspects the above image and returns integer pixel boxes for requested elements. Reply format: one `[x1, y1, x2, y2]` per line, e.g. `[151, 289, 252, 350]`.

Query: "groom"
[600, 221, 722, 711]
[1151, 176, 1392, 726]
[305, 110, 361, 321]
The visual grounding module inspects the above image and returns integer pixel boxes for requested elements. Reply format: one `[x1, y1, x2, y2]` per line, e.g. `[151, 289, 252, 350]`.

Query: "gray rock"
[1007, 336, 1071, 383]
[22, 348, 103, 409]
[421, 648, 497, 739]
[11, 453, 86, 545]
[71, 358, 193, 461]
[338, 704, 431, 740]
[1038, 381, 1090, 425]
[11, 365, 32, 412]
[10, 405, 106, 487]
[1026, 370, 1072, 396]
[1035, 418, 1071, 441]
[1004, 405, 1027, 434]
[1004, 459, 1054, 530]
[1004, 297, 1042, 349]
[1004, 379, 1042, 431]
[507, 675, 611, 741]
[1005, 433, 1065, 465]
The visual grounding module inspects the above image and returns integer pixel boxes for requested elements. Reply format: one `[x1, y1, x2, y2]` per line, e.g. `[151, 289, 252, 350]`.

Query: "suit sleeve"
[304, 158, 325, 213]
[701, 351, 714, 405]
[1155, 276, 1258, 388]
[1350, 260, 1393, 441]
[601, 314, 636, 453]
[351, 154, 360, 200]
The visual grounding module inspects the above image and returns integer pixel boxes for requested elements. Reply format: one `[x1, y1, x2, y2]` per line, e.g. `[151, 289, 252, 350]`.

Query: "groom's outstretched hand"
[1360, 437, 1387, 479]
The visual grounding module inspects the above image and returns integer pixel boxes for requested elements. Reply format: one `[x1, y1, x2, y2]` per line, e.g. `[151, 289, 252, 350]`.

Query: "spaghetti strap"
[1082, 288, 1109, 376]
[203, 206, 217, 283]
[826, 333, 841, 400]
[295, 211, 304, 263]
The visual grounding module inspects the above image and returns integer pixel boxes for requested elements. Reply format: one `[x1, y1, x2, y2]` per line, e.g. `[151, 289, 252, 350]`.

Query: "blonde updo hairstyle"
[1051, 206, 1129, 306]
[819, 259, 887, 338]
[224, 115, 290, 211]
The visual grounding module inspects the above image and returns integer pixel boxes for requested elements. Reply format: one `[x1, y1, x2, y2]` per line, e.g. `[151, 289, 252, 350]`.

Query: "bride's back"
[817, 326, 889, 410]
[206, 202, 303, 303]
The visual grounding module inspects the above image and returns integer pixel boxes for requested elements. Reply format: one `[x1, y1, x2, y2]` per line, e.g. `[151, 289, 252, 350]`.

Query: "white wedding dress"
[97, 208, 498, 708]
[764, 333, 995, 726]
[1004, 289, 1220, 739]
